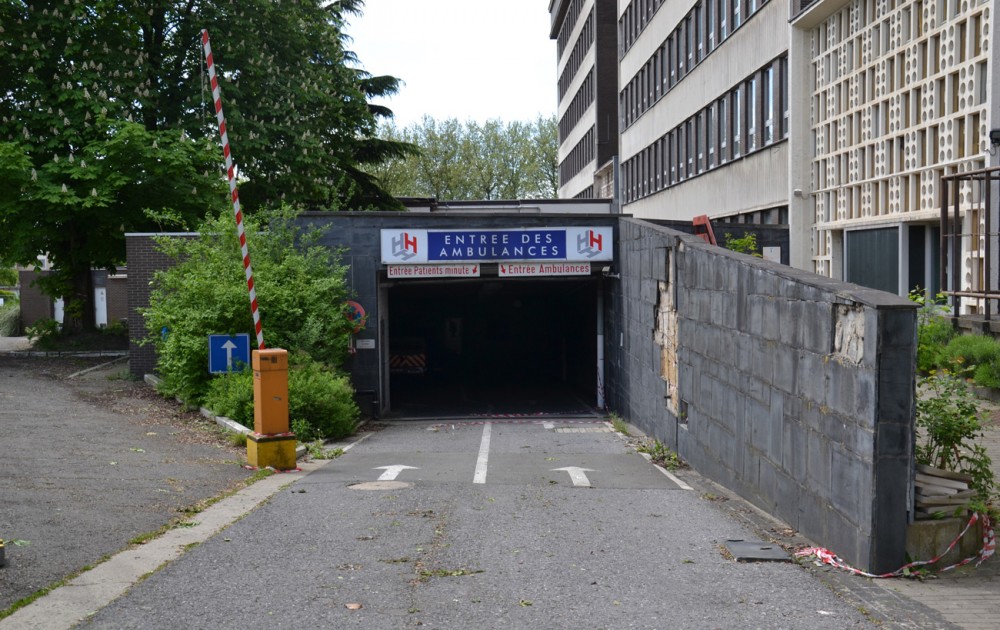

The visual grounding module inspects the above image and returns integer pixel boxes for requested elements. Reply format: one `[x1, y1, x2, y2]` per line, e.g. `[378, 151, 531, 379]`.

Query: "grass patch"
[229, 431, 248, 448]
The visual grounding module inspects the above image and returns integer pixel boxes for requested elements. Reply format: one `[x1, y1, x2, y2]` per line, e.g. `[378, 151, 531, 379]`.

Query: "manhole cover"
[348, 481, 412, 491]
[724, 540, 790, 563]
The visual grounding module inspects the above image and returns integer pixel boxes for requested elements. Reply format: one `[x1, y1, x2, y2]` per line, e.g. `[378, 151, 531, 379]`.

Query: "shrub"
[203, 369, 255, 427]
[909, 289, 955, 373]
[0, 304, 20, 337]
[287, 360, 359, 440]
[723, 233, 762, 257]
[25, 317, 61, 349]
[942, 334, 1000, 387]
[202, 358, 358, 440]
[917, 374, 996, 502]
[143, 205, 357, 403]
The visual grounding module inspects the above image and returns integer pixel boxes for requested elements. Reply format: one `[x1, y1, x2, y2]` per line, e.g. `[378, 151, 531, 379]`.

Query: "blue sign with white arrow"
[208, 334, 251, 374]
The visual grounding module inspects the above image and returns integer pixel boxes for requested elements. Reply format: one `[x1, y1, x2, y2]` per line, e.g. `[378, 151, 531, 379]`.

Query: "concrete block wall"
[605, 218, 917, 574]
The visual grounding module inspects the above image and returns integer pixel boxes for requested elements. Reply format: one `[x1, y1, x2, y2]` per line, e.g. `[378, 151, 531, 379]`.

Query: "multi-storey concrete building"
[615, 0, 791, 228]
[791, 0, 993, 300]
[549, 0, 621, 199]
[552, 0, 999, 305]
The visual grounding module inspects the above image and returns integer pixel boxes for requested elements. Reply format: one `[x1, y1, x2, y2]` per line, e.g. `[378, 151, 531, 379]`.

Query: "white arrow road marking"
[552, 466, 596, 487]
[374, 465, 418, 481]
[221, 339, 237, 370]
[473, 422, 492, 484]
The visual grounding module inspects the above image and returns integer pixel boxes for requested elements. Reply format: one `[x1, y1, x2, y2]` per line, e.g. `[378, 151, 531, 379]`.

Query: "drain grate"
[723, 540, 791, 563]
[555, 426, 612, 433]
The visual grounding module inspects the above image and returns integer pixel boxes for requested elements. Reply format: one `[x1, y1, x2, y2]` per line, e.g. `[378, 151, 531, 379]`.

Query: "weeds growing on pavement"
[609, 412, 630, 436]
[637, 438, 684, 470]
[306, 441, 343, 460]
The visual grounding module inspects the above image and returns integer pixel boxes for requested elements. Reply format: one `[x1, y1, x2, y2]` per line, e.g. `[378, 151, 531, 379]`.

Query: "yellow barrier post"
[247, 348, 296, 470]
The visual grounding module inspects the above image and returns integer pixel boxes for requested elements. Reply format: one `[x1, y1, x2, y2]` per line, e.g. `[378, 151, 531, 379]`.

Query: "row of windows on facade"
[556, 0, 589, 57]
[621, 56, 789, 205]
[619, 0, 665, 58]
[620, 0, 771, 131]
[560, 69, 595, 140]
[558, 8, 595, 101]
[560, 126, 597, 184]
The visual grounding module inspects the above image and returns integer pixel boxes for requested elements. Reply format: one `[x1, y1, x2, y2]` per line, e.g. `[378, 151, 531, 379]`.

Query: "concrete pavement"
[41, 419, 897, 629]
[2, 350, 998, 629]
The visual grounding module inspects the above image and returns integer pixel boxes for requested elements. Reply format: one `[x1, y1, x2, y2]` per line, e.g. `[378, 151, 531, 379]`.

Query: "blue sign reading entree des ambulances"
[208, 334, 251, 374]
[380, 227, 613, 264]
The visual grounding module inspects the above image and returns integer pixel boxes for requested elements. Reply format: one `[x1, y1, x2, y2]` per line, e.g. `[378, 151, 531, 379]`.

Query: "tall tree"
[369, 115, 559, 201]
[0, 0, 409, 332]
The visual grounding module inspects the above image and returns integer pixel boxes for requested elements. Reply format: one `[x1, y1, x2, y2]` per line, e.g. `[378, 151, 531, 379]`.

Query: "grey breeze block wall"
[604, 218, 917, 574]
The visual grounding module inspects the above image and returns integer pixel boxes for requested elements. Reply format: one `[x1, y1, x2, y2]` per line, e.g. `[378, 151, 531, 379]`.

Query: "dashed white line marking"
[473, 422, 492, 484]
[542, 421, 555, 430]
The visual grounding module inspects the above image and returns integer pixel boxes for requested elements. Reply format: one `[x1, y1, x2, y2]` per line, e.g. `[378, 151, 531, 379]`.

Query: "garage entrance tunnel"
[385, 277, 599, 418]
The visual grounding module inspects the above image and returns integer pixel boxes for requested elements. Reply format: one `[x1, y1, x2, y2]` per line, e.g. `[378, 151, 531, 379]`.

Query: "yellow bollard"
[247, 348, 296, 470]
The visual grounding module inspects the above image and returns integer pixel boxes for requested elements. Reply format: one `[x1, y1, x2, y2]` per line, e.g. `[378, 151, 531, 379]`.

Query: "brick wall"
[17, 270, 52, 327]
[107, 276, 129, 325]
[126, 234, 194, 378]
[606, 218, 916, 574]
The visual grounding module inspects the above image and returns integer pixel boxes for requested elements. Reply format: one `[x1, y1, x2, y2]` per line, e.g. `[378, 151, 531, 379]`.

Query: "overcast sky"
[345, 0, 558, 128]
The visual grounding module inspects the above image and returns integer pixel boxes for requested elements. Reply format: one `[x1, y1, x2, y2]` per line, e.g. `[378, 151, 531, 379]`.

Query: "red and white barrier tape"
[796, 512, 995, 578]
[201, 29, 264, 350]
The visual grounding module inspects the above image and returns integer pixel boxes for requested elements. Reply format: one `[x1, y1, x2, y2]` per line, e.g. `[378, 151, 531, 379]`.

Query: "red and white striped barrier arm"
[201, 29, 264, 350]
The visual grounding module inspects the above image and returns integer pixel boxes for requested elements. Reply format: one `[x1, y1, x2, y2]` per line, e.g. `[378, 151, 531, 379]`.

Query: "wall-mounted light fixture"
[990, 129, 1000, 146]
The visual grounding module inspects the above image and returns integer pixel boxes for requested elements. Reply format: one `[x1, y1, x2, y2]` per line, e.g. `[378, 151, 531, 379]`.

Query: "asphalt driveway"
[0, 355, 255, 614]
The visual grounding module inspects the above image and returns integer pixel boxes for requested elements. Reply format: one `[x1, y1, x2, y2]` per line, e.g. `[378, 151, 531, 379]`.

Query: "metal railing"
[940, 166, 1000, 321]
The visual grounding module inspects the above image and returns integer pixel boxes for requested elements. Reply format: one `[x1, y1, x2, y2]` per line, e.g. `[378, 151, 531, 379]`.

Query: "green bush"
[917, 316, 955, 373]
[25, 317, 61, 349]
[909, 289, 955, 373]
[0, 267, 17, 286]
[723, 233, 762, 257]
[203, 369, 255, 427]
[0, 304, 20, 337]
[288, 360, 359, 440]
[202, 358, 358, 440]
[143, 205, 356, 404]
[917, 374, 996, 502]
[942, 334, 1000, 387]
